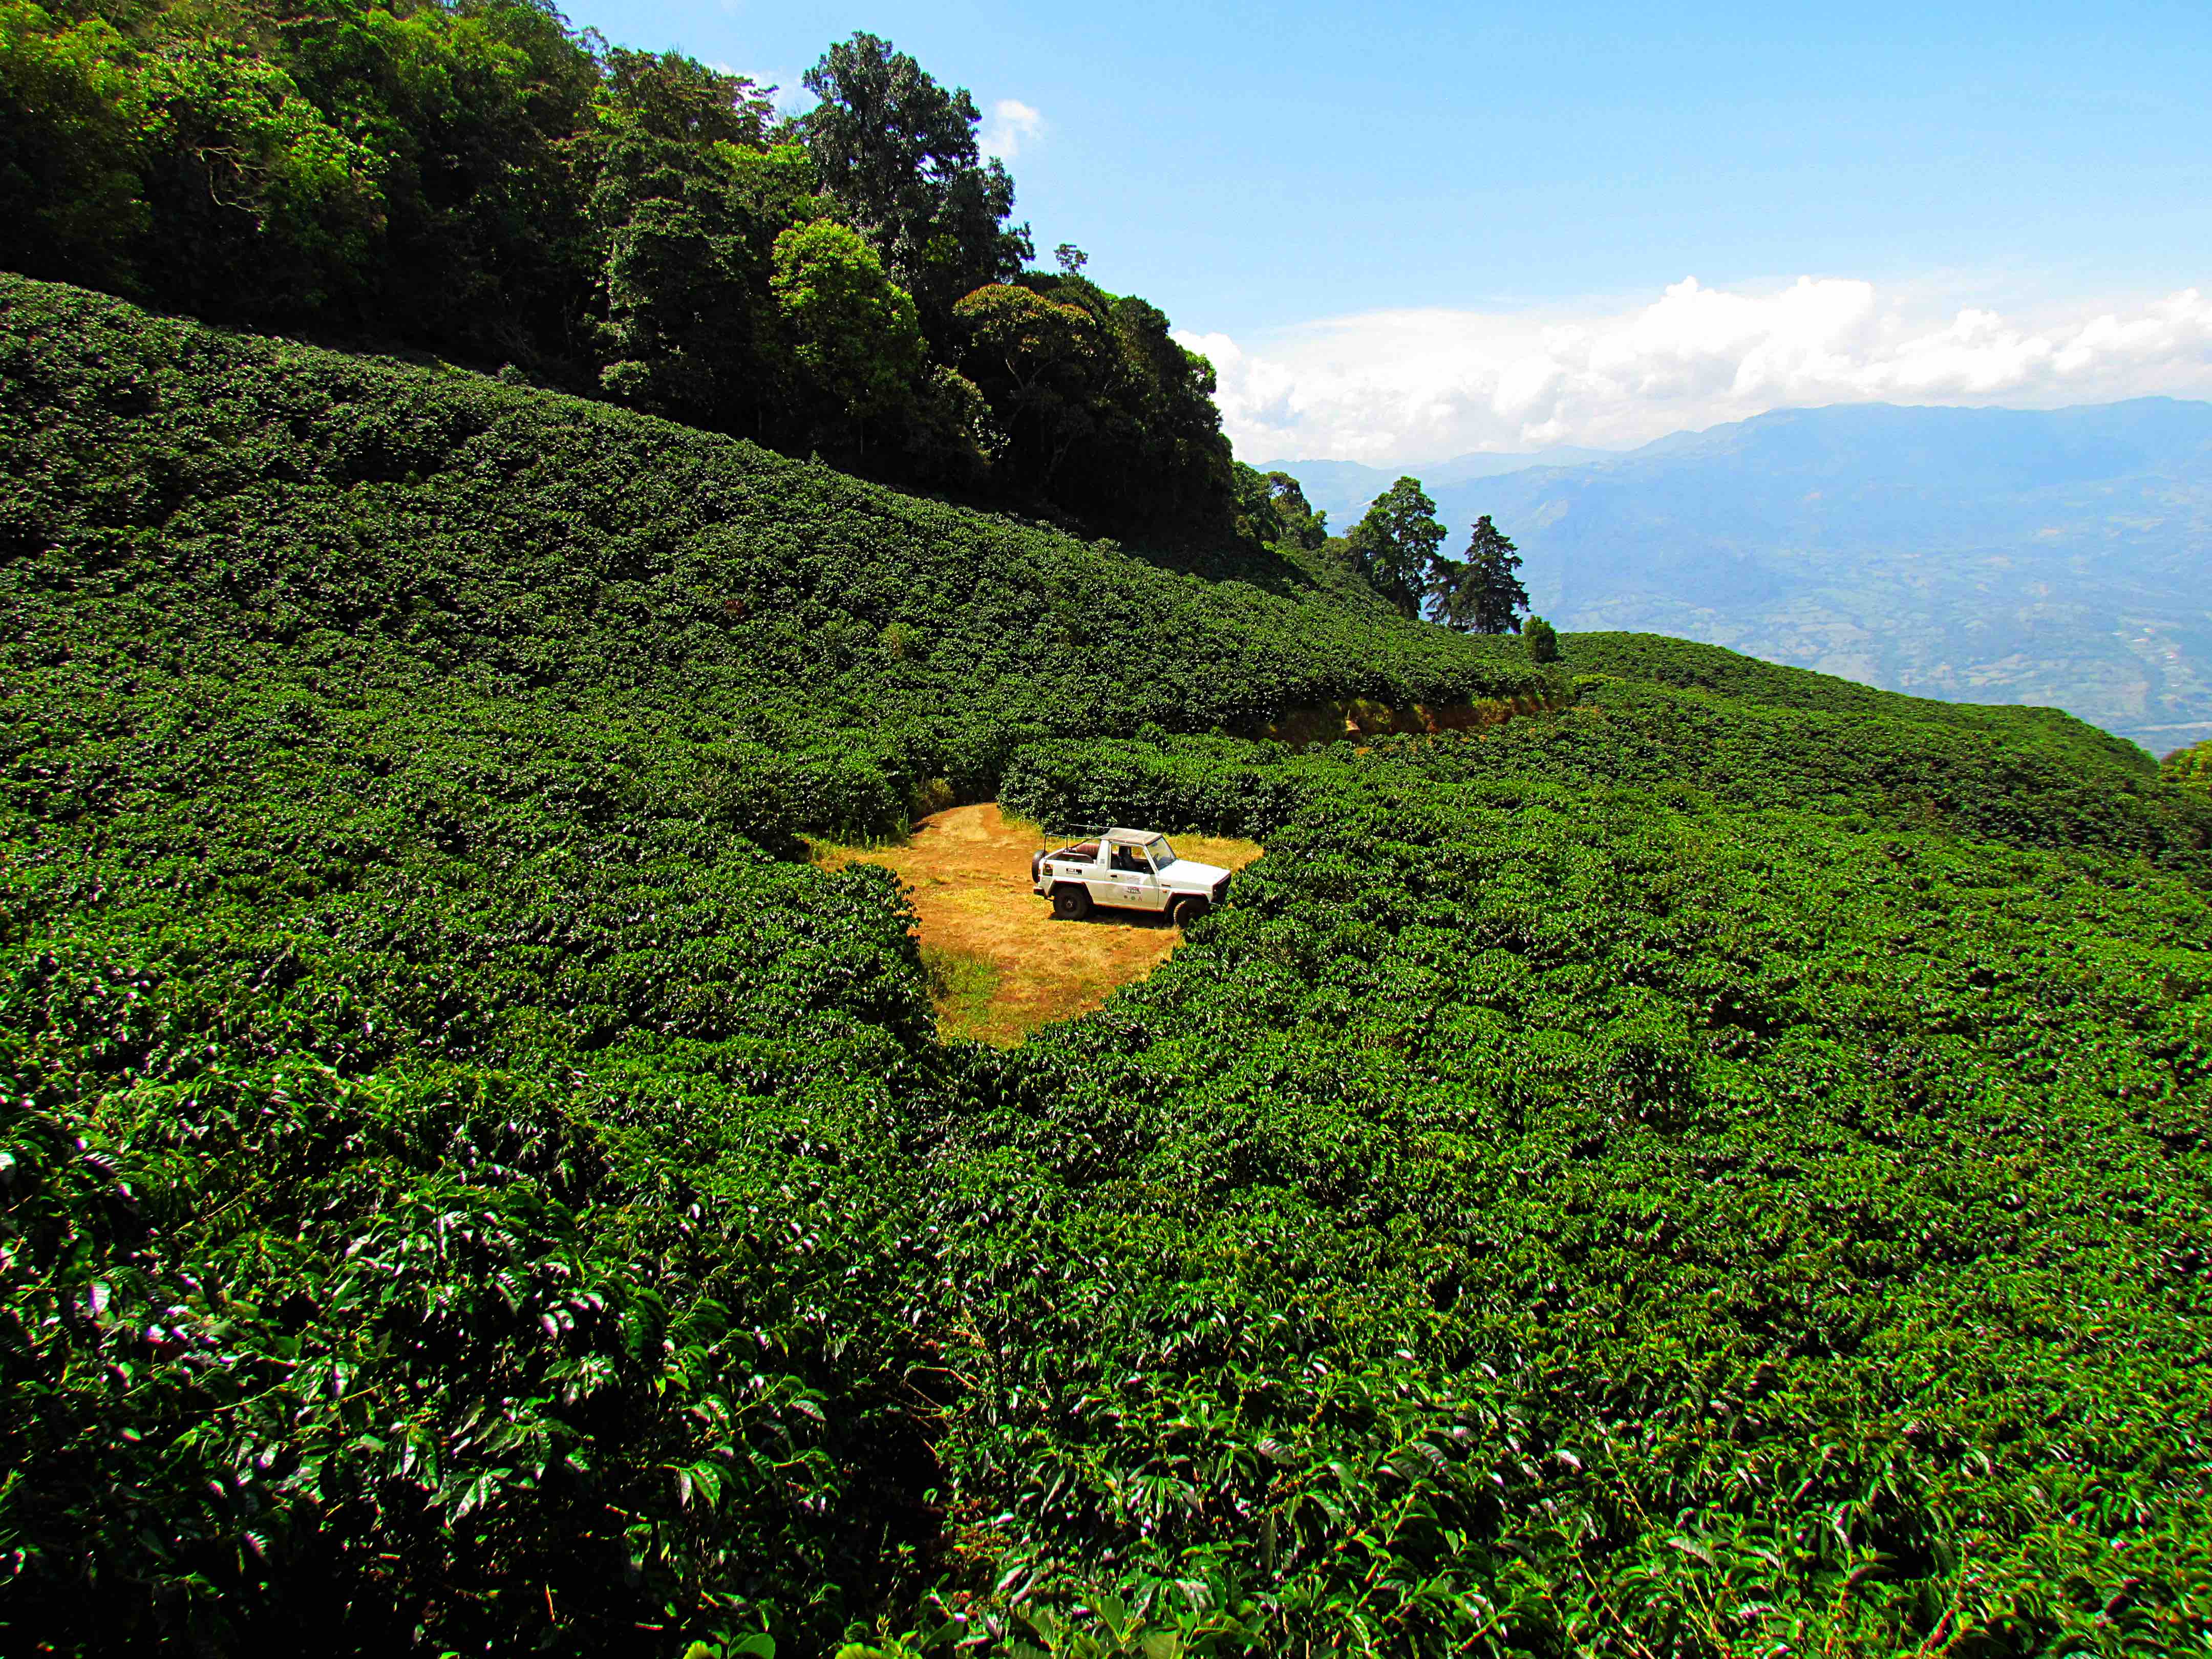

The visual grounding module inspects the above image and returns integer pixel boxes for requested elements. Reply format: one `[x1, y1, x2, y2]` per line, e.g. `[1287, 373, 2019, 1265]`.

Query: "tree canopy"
[1432, 514, 1531, 634]
[1244, 468, 1330, 549]
[772, 218, 926, 449]
[1346, 477, 1446, 617]
[0, 5, 1236, 541]
[798, 31, 1030, 343]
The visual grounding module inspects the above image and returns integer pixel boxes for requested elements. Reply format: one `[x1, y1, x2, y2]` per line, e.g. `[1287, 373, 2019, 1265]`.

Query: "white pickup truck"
[1031, 826, 1232, 925]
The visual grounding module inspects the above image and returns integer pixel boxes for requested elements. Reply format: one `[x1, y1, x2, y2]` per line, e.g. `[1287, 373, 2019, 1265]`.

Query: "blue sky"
[562, 1, 2212, 461]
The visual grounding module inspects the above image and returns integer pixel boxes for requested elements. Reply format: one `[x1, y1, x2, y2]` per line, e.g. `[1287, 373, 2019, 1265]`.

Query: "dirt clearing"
[816, 804, 1264, 1046]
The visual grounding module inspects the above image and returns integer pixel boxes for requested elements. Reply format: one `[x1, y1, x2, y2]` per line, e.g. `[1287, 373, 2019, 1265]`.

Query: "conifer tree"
[1434, 515, 1529, 633]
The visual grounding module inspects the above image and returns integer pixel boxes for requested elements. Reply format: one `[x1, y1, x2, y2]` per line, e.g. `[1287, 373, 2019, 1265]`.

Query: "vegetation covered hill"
[1562, 633, 2165, 777]
[0, 273, 1544, 811]
[5, 278, 2212, 1656]
[0, 2, 1240, 538]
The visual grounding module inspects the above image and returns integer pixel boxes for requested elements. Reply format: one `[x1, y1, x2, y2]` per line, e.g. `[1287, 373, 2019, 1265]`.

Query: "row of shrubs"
[1007, 667, 2211, 875]
[2164, 736, 2212, 793]
[1, 275, 1555, 760]
[0, 276, 1547, 1651]
[970, 703, 2211, 1651]
[7, 277, 2210, 1653]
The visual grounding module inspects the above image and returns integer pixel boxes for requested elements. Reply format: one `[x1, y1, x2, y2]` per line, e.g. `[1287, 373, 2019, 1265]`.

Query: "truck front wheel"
[1170, 895, 1210, 927]
[1052, 885, 1093, 920]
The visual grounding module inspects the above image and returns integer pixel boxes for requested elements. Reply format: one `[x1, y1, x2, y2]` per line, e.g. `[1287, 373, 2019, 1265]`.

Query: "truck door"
[1135, 847, 1173, 909]
[1095, 841, 1166, 910]
[1085, 845, 1123, 907]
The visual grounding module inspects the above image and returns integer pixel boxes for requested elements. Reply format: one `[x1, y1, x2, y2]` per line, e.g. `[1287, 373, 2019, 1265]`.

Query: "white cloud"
[981, 98, 1044, 161]
[1178, 278, 2212, 463]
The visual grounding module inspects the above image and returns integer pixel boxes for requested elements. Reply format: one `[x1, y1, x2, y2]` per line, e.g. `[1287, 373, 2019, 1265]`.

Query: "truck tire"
[1051, 884, 1093, 920]
[1170, 895, 1210, 927]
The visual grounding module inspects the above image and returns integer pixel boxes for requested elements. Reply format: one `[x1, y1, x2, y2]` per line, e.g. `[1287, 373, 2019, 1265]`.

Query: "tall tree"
[1263, 471, 1329, 548]
[350, 0, 602, 359]
[1346, 477, 1444, 616]
[593, 44, 773, 146]
[771, 219, 925, 457]
[131, 38, 389, 320]
[587, 53, 783, 430]
[1231, 465, 1329, 550]
[951, 282, 1098, 491]
[0, 7, 147, 290]
[798, 33, 1030, 344]
[1432, 514, 1530, 634]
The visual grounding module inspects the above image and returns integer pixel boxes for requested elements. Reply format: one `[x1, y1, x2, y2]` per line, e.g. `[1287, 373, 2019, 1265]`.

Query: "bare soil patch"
[817, 804, 1263, 1046]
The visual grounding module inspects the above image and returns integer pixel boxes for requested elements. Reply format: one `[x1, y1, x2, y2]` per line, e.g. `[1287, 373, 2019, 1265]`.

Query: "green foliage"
[952, 274, 1240, 541]
[2164, 737, 2212, 794]
[1346, 476, 1444, 616]
[591, 84, 791, 429]
[0, 1, 146, 287]
[965, 741, 2212, 1653]
[772, 219, 926, 437]
[1432, 513, 1528, 634]
[953, 281, 1100, 463]
[1524, 614, 1559, 662]
[798, 31, 1029, 341]
[0, 0, 602, 334]
[6, 279, 2211, 1655]
[0, 274, 1538, 1651]
[1505, 677, 2209, 872]
[1231, 464, 1329, 552]
[0, 275, 1541, 749]
[1566, 631, 2165, 776]
[0, 5, 1240, 539]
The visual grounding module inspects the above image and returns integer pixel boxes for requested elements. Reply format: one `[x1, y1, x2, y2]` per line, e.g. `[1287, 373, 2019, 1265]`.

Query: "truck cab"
[1031, 826, 1233, 926]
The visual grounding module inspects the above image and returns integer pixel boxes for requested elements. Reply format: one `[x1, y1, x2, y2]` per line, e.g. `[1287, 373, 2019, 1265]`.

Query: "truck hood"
[1163, 859, 1230, 889]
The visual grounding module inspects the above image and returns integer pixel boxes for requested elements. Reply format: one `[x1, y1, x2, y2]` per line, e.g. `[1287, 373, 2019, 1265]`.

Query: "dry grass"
[816, 803, 1264, 1046]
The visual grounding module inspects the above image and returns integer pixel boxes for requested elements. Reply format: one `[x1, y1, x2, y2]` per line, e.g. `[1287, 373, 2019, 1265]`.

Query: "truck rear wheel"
[1051, 884, 1093, 920]
[1170, 895, 1210, 926]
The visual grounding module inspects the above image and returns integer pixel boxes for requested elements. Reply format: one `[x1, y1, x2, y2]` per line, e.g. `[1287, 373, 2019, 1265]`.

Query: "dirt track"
[826, 804, 1263, 1045]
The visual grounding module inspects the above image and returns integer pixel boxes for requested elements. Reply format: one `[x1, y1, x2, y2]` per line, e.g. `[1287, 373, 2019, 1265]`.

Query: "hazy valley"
[1269, 397, 2212, 753]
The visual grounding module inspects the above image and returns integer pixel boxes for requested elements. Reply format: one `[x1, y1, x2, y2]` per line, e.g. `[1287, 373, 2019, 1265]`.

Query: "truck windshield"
[1148, 839, 1177, 868]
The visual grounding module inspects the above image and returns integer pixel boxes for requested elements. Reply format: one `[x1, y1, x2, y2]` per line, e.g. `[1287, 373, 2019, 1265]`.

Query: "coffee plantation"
[4, 276, 2210, 1655]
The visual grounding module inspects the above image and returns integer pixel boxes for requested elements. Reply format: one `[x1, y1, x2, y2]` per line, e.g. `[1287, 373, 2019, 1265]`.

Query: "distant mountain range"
[1259, 397, 2212, 754]
[1257, 445, 1618, 515]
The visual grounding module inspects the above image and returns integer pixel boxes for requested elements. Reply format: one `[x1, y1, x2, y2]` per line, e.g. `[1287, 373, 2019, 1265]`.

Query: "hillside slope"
[1562, 632, 2159, 773]
[5, 280, 2211, 1657]
[0, 274, 1548, 818]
